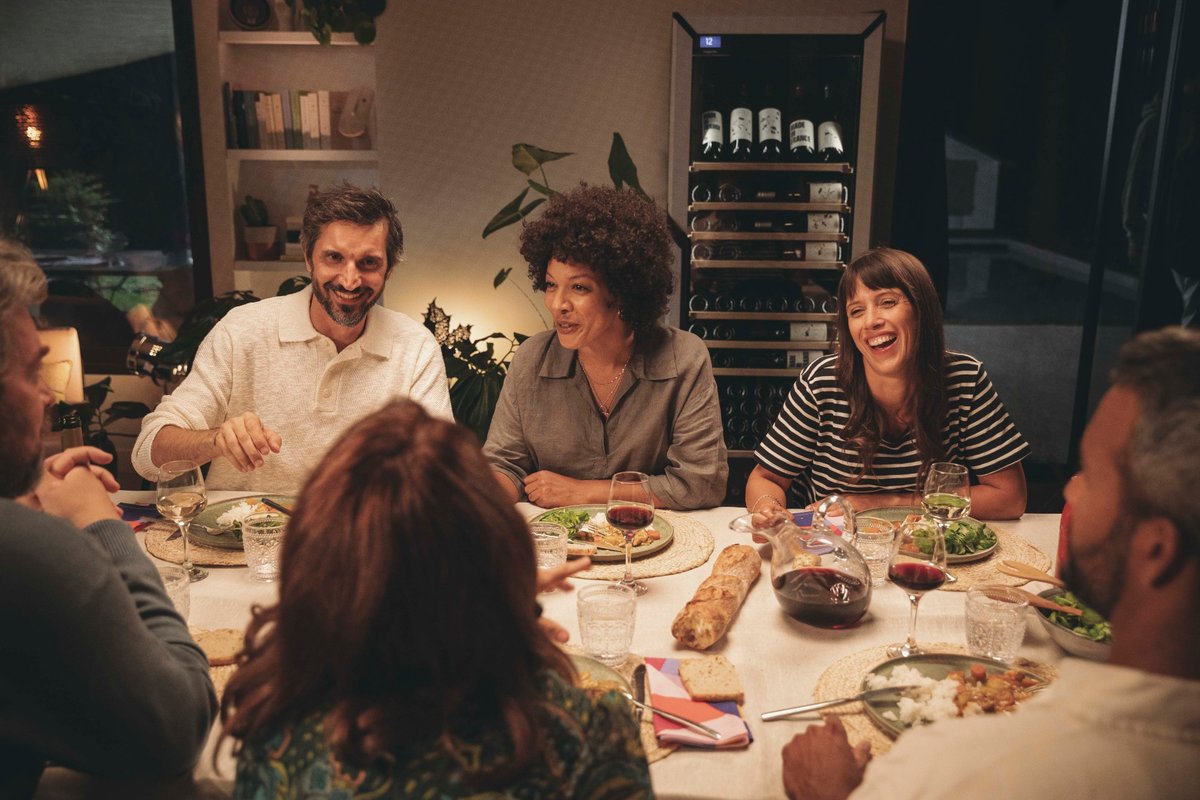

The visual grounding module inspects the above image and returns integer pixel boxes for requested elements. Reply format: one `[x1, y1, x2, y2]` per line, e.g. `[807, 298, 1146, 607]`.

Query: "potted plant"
[53, 377, 151, 477]
[239, 195, 278, 261]
[286, 0, 387, 45]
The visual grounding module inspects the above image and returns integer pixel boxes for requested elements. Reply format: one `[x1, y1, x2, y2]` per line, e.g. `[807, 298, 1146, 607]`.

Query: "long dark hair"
[219, 400, 572, 785]
[834, 248, 947, 482]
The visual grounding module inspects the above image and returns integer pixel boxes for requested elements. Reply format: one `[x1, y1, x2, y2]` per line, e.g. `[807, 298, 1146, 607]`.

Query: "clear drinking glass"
[156, 564, 190, 622]
[886, 520, 948, 657]
[242, 512, 286, 582]
[855, 517, 897, 587]
[606, 471, 653, 595]
[922, 462, 971, 538]
[155, 460, 208, 582]
[965, 585, 1029, 663]
[530, 522, 568, 588]
[576, 583, 637, 666]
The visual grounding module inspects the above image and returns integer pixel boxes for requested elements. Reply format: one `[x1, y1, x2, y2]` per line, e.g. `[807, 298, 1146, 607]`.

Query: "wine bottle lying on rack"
[780, 242, 844, 262]
[698, 110, 723, 161]
[729, 107, 754, 161]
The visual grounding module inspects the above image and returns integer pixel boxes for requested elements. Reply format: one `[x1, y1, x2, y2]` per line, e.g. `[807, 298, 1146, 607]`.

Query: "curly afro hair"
[519, 184, 675, 333]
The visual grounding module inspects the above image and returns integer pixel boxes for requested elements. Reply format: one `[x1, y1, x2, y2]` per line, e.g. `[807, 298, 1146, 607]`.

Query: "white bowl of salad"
[1036, 589, 1112, 661]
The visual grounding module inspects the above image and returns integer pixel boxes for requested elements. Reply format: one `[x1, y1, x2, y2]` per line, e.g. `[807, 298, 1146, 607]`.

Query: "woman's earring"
[618, 306, 627, 321]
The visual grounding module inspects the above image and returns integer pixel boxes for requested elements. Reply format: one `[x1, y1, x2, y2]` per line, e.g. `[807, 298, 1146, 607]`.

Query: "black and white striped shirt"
[755, 352, 1030, 505]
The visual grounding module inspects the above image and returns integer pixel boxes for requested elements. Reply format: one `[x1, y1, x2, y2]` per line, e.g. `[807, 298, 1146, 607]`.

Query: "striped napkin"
[644, 657, 751, 748]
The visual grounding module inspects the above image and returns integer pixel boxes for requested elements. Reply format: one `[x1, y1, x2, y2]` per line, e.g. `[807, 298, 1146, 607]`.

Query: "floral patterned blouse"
[233, 670, 653, 799]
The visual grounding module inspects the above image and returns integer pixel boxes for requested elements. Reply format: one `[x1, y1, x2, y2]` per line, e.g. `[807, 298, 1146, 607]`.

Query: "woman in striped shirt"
[745, 248, 1029, 518]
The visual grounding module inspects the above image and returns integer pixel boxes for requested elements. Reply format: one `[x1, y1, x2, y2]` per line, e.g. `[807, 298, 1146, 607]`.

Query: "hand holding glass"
[155, 460, 208, 582]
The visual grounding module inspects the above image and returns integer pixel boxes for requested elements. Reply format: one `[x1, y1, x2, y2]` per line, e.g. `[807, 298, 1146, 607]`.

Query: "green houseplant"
[239, 195, 278, 261]
[53, 377, 150, 477]
[286, 0, 387, 45]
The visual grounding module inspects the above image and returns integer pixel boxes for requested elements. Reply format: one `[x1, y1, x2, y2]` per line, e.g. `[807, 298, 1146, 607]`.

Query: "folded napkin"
[644, 657, 751, 748]
[118, 502, 160, 531]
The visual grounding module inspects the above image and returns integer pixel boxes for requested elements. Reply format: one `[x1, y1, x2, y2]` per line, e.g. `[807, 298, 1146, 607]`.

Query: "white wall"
[375, 1, 908, 338]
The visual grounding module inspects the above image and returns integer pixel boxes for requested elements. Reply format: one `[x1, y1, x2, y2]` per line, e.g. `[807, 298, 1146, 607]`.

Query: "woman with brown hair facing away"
[222, 400, 652, 798]
[745, 247, 1029, 518]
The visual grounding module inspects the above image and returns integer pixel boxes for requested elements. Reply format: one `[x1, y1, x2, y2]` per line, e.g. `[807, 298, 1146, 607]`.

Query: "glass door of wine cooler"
[669, 13, 887, 505]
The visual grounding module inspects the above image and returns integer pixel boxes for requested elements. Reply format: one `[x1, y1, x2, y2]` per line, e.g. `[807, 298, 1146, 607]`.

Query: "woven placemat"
[811, 642, 1058, 755]
[574, 511, 714, 581]
[145, 522, 246, 567]
[941, 524, 1051, 592]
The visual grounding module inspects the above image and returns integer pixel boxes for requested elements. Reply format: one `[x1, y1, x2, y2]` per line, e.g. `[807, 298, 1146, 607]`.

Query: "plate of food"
[570, 653, 632, 699]
[857, 506, 999, 564]
[861, 653, 1046, 738]
[1036, 589, 1112, 661]
[188, 495, 294, 550]
[532, 505, 674, 563]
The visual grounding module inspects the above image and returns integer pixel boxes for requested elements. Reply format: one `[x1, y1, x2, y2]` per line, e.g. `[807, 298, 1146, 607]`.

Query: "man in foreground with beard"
[0, 240, 214, 794]
[779, 327, 1200, 800]
[133, 184, 451, 491]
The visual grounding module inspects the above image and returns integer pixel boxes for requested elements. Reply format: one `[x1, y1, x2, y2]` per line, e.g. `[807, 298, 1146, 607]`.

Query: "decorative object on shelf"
[287, 0, 387, 45]
[238, 195, 279, 261]
[230, 0, 272, 30]
[422, 298, 526, 443]
[52, 378, 150, 477]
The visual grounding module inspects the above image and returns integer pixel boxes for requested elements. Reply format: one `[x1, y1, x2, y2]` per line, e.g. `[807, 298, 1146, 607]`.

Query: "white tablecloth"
[44, 494, 1066, 799]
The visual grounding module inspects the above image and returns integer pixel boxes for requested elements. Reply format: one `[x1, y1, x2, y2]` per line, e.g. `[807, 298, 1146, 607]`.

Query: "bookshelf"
[185, 1, 379, 294]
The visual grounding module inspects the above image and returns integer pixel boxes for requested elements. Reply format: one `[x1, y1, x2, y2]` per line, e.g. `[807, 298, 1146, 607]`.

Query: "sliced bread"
[679, 655, 744, 704]
[192, 627, 244, 666]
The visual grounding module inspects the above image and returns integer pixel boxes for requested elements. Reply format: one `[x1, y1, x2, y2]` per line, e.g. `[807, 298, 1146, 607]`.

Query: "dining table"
[37, 493, 1069, 800]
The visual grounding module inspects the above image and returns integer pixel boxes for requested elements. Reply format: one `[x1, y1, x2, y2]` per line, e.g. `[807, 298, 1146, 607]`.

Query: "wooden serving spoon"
[996, 560, 1066, 587]
[1008, 586, 1082, 616]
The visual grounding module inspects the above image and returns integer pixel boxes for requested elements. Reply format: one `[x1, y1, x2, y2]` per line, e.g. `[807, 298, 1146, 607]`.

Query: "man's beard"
[1061, 509, 1132, 619]
[312, 280, 379, 327]
[0, 423, 42, 499]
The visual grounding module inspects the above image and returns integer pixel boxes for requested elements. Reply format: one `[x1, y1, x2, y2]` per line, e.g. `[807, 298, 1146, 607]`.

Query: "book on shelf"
[225, 87, 370, 151]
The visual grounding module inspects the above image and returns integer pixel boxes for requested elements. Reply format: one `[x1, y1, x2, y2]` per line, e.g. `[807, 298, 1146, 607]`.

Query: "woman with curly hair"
[746, 248, 1029, 518]
[222, 400, 651, 798]
[483, 184, 727, 510]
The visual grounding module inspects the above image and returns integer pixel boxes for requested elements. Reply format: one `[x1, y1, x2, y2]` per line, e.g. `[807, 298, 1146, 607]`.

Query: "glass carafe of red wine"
[729, 494, 872, 628]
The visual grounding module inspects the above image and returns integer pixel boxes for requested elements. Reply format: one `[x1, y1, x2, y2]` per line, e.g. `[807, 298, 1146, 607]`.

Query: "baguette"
[671, 544, 761, 650]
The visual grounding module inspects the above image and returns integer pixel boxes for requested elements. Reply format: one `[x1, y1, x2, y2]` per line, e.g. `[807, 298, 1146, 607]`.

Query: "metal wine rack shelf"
[690, 311, 836, 322]
[689, 162, 854, 173]
[704, 340, 832, 351]
[690, 231, 849, 242]
[689, 202, 851, 213]
[690, 260, 844, 271]
[713, 367, 807, 377]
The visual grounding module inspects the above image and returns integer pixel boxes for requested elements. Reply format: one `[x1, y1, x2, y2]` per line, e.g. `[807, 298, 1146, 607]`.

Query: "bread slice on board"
[192, 628, 243, 666]
[679, 655, 744, 704]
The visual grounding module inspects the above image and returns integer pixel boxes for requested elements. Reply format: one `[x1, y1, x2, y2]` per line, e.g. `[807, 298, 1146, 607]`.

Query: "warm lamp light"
[16, 105, 43, 150]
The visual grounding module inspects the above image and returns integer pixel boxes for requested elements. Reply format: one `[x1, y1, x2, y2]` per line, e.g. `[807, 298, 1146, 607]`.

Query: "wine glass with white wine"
[156, 460, 208, 582]
[922, 462, 971, 537]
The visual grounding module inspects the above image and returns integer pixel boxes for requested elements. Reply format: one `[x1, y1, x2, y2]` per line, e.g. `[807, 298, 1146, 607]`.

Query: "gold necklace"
[579, 359, 629, 417]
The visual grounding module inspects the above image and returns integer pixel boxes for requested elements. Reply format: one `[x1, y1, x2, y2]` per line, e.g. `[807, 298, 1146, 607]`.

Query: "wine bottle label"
[818, 120, 844, 153]
[806, 212, 843, 233]
[758, 108, 782, 142]
[808, 181, 845, 202]
[730, 108, 753, 141]
[789, 119, 815, 150]
[789, 322, 828, 341]
[808, 241, 841, 262]
[702, 111, 724, 145]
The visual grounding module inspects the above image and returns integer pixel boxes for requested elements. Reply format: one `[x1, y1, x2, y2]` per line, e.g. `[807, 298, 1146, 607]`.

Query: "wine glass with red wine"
[886, 520, 948, 657]
[606, 471, 654, 595]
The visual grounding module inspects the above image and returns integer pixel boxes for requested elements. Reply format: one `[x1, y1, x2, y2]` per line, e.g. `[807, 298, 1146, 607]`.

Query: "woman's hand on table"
[781, 717, 871, 800]
[536, 558, 591, 644]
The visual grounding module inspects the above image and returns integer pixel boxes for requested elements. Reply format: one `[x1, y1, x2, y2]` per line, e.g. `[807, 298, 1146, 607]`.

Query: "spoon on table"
[1008, 586, 1082, 615]
[996, 560, 1065, 587]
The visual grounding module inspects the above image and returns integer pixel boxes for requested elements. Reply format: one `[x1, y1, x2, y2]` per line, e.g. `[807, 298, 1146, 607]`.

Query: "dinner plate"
[861, 653, 1045, 738]
[188, 494, 295, 550]
[856, 506, 998, 564]
[532, 505, 674, 563]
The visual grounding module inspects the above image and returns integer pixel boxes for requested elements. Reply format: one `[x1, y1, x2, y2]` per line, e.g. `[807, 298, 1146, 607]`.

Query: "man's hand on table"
[35, 448, 122, 529]
[781, 717, 871, 800]
[523, 470, 590, 508]
[217, 411, 282, 472]
[536, 557, 590, 644]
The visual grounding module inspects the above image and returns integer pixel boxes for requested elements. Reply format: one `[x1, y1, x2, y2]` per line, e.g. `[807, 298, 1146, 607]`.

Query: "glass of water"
[242, 512, 286, 583]
[576, 583, 636, 667]
[855, 517, 896, 586]
[156, 564, 190, 622]
[965, 585, 1029, 663]
[530, 521, 568, 574]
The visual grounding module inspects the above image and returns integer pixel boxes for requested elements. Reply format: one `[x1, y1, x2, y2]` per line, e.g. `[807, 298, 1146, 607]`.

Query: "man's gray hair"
[1111, 327, 1200, 545]
[0, 238, 48, 376]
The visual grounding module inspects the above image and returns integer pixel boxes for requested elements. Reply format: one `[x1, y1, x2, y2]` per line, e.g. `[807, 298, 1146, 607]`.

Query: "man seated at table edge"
[0, 239, 215, 795]
[131, 184, 452, 492]
[779, 326, 1200, 800]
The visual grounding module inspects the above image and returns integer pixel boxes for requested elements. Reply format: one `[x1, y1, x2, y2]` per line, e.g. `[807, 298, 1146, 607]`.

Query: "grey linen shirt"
[483, 326, 728, 510]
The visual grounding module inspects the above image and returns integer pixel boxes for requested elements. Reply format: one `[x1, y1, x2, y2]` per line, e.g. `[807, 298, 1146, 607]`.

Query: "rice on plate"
[866, 664, 969, 726]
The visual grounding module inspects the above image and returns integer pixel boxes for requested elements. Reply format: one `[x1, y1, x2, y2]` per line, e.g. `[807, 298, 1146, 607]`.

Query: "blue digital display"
[699, 35, 722, 49]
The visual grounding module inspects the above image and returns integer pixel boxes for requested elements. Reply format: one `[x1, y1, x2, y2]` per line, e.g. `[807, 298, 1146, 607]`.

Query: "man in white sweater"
[133, 185, 452, 492]
[780, 327, 1200, 800]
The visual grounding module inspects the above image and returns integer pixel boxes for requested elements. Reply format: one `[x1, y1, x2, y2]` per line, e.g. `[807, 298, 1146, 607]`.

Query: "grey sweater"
[0, 499, 216, 796]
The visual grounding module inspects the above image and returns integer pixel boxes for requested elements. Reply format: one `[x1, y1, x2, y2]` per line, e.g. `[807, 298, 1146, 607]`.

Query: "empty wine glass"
[922, 462, 971, 536]
[156, 460, 208, 582]
[606, 471, 653, 595]
[886, 520, 947, 657]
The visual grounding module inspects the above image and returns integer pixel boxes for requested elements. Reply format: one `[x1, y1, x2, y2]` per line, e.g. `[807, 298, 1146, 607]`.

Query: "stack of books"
[222, 84, 372, 150]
